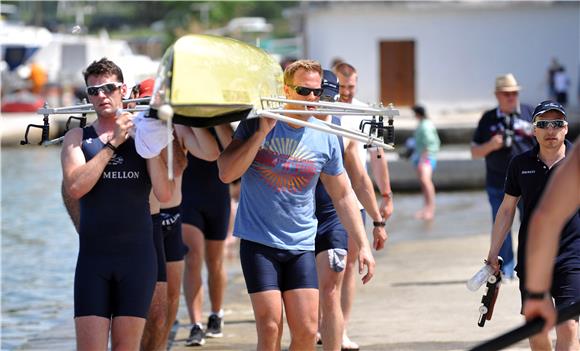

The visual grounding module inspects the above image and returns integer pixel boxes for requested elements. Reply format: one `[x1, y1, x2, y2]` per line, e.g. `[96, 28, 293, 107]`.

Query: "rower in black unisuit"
[74, 126, 157, 318]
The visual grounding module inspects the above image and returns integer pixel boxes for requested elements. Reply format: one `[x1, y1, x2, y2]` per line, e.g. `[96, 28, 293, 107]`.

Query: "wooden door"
[380, 41, 415, 107]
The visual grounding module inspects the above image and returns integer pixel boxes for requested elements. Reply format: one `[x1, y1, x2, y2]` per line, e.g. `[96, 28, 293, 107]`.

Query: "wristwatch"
[523, 290, 549, 300]
[105, 141, 118, 152]
[373, 220, 386, 227]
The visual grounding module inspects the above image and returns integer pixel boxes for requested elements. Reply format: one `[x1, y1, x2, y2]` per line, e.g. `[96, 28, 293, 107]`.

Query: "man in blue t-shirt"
[471, 73, 536, 278]
[217, 59, 375, 351]
[486, 101, 579, 350]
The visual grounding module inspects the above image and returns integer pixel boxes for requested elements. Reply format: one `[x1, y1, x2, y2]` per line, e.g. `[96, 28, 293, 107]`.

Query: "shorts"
[152, 214, 167, 282]
[74, 246, 157, 318]
[160, 206, 187, 262]
[411, 153, 437, 171]
[181, 188, 230, 241]
[315, 211, 348, 256]
[519, 267, 580, 319]
[239, 239, 318, 293]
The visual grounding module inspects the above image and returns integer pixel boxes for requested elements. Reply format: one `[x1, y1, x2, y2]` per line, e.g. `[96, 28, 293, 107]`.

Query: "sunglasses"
[86, 82, 123, 96]
[288, 85, 323, 97]
[499, 91, 518, 97]
[533, 120, 567, 129]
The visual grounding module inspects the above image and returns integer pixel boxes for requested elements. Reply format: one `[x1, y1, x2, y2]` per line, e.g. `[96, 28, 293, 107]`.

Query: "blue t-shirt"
[233, 117, 344, 250]
[504, 140, 580, 279]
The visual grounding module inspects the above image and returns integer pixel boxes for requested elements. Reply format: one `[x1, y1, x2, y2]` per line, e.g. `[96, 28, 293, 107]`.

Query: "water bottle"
[466, 264, 494, 291]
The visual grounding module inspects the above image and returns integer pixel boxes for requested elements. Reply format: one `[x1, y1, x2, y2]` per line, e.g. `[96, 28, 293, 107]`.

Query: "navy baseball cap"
[532, 100, 566, 121]
[321, 69, 339, 102]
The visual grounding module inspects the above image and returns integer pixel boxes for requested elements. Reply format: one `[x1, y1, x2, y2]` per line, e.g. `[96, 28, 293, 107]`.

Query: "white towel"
[131, 111, 172, 159]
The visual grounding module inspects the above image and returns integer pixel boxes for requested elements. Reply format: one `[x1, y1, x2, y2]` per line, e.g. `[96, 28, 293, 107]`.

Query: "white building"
[299, 1, 580, 112]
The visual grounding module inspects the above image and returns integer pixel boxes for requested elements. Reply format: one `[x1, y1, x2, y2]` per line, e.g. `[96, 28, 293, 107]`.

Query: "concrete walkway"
[20, 232, 545, 351]
[167, 234, 534, 351]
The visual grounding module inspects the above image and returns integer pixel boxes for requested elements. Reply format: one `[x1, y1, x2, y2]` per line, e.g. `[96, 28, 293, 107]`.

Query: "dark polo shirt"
[504, 140, 580, 279]
[472, 104, 536, 188]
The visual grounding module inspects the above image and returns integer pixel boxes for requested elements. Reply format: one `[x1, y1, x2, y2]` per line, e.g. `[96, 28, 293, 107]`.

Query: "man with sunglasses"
[485, 100, 579, 350]
[218, 59, 374, 351]
[472, 73, 535, 280]
[523, 135, 579, 346]
[61, 58, 174, 351]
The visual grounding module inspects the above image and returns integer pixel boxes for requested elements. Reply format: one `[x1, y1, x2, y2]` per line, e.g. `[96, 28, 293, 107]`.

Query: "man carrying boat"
[217, 59, 375, 351]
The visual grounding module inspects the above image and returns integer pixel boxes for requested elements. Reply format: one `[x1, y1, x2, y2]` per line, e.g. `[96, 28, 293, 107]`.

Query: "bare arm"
[61, 128, 115, 199]
[217, 118, 275, 183]
[170, 135, 188, 178]
[486, 193, 519, 271]
[174, 125, 219, 162]
[61, 113, 133, 199]
[369, 148, 393, 219]
[321, 171, 375, 284]
[215, 123, 234, 149]
[147, 151, 173, 203]
[470, 135, 504, 159]
[344, 141, 387, 250]
[61, 180, 80, 233]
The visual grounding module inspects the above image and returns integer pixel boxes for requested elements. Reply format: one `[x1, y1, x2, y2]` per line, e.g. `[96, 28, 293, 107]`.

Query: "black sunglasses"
[533, 120, 567, 129]
[86, 82, 123, 96]
[288, 85, 323, 97]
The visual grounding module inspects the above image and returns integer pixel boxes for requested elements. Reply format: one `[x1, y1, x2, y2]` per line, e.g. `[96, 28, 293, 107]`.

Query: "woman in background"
[411, 105, 440, 220]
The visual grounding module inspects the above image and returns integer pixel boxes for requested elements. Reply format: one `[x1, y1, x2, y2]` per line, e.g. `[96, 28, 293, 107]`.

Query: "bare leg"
[529, 331, 553, 351]
[316, 251, 344, 351]
[415, 163, 435, 220]
[141, 282, 168, 351]
[283, 288, 319, 351]
[162, 260, 184, 345]
[225, 183, 240, 258]
[206, 240, 227, 315]
[555, 319, 579, 351]
[75, 316, 111, 351]
[182, 223, 205, 325]
[250, 290, 284, 351]
[341, 235, 359, 350]
[110, 316, 147, 351]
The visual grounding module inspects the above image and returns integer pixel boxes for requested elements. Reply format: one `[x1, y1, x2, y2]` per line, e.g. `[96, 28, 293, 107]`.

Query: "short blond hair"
[333, 62, 357, 78]
[283, 59, 322, 85]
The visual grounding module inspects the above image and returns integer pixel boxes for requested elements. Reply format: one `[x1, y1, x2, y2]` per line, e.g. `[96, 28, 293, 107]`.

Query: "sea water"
[1, 146, 78, 350]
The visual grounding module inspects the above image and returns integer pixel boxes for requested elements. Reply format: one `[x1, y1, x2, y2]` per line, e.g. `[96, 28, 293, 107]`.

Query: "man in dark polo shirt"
[486, 100, 579, 350]
[472, 73, 536, 278]
[523, 136, 580, 344]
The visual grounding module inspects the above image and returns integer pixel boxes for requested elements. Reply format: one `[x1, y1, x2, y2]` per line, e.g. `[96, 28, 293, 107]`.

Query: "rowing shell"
[30, 34, 398, 153]
[149, 34, 284, 127]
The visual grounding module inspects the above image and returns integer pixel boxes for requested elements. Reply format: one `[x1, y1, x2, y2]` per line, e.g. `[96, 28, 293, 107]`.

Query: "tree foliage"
[6, 1, 298, 52]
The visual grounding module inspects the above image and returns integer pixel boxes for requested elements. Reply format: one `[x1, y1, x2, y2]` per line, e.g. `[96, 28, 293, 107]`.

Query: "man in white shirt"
[333, 62, 394, 350]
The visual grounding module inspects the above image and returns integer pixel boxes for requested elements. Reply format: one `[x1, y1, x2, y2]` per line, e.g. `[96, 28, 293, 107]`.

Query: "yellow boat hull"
[151, 34, 284, 127]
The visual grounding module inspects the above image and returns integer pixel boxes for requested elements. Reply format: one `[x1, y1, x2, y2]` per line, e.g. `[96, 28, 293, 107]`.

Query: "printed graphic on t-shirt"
[253, 137, 317, 193]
